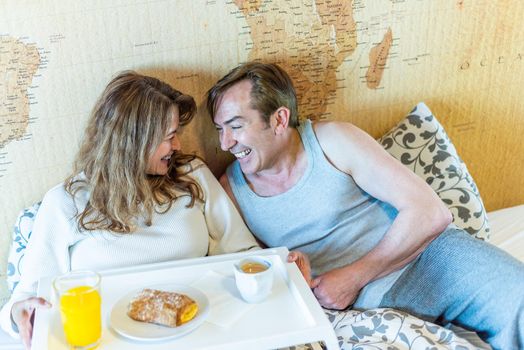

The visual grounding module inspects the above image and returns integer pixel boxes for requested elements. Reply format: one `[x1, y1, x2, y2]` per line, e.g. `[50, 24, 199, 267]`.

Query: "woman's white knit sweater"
[0, 161, 258, 337]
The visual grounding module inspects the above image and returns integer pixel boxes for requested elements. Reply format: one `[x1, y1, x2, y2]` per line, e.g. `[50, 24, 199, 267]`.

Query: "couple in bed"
[3, 62, 523, 350]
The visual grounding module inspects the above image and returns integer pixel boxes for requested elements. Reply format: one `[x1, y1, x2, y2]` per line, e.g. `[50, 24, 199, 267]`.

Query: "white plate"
[109, 283, 210, 342]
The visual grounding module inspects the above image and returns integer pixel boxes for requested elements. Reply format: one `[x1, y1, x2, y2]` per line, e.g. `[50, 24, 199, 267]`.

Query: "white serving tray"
[32, 247, 339, 350]
[0, 329, 23, 349]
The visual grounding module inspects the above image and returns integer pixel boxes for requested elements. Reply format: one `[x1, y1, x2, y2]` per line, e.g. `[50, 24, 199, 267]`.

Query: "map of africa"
[1, 0, 524, 303]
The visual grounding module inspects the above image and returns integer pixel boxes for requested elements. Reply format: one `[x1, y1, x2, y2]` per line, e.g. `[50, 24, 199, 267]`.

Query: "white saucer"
[109, 283, 209, 342]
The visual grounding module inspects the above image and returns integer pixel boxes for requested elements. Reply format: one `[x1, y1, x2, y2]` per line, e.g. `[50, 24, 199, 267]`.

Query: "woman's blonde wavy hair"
[65, 70, 202, 233]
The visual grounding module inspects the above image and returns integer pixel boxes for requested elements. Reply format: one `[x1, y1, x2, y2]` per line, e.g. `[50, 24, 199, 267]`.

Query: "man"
[206, 61, 524, 350]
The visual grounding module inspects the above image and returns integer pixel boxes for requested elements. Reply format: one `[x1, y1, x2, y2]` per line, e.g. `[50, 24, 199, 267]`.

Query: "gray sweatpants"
[379, 228, 524, 350]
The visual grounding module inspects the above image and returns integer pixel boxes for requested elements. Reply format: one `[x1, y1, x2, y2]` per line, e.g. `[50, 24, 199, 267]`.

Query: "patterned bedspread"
[324, 308, 487, 350]
[286, 308, 488, 350]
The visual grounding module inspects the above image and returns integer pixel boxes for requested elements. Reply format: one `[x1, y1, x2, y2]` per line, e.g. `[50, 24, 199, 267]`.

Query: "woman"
[0, 71, 259, 348]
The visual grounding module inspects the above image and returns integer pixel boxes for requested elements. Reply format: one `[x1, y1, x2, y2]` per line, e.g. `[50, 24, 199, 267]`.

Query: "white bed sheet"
[488, 204, 524, 262]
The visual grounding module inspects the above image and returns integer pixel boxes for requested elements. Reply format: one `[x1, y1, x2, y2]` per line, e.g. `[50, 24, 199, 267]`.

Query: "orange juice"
[59, 286, 101, 348]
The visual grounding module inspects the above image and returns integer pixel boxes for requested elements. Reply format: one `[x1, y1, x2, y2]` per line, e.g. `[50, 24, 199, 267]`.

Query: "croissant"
[127, 288, 198, 327]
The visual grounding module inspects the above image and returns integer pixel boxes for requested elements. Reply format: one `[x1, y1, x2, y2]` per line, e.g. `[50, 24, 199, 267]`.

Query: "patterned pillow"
[378, 102, 490, 240]
[6, 202, 41, 293]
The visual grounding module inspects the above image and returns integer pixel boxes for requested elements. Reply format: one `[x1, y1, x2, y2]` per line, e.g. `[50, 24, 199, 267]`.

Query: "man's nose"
[220, 129, 235, 151]
[171, 134, 181, 151]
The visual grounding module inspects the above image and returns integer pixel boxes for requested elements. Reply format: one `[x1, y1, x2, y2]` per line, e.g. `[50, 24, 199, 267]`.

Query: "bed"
[4, 208, 522, 350]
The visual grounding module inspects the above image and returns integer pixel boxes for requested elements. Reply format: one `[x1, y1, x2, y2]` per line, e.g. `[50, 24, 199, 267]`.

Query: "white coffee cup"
[234, 256, 273, 303]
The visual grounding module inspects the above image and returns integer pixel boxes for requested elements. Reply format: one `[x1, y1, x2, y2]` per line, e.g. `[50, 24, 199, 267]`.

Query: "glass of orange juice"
[53, 270, 101, 350]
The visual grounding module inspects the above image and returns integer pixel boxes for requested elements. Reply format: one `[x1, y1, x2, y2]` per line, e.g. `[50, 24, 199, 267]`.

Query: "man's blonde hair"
[66, 71, 201, 233]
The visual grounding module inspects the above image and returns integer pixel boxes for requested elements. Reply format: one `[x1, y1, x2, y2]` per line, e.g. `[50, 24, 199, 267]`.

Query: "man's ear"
[271, 107, 291, 135]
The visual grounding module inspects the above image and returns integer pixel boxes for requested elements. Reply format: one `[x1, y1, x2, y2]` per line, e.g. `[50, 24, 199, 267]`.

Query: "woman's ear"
[271, 107, 291, 135]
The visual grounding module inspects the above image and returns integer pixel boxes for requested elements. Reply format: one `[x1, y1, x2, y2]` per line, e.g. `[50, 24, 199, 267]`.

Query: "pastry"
[127, 288, 198, 327]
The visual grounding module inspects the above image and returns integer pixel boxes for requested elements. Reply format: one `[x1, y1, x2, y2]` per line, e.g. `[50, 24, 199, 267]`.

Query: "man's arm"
[311, 121, 452, 309]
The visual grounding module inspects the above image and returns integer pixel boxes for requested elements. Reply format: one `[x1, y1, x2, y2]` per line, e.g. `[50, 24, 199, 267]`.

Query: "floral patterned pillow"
[6, 202, 41, 292]
[324, 308, 484, 349]
[378, 102, 490, 240]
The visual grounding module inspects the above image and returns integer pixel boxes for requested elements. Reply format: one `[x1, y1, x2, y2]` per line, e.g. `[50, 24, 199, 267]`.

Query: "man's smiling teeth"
[162, 155, 171, 161]
[233, 149, 251, 159]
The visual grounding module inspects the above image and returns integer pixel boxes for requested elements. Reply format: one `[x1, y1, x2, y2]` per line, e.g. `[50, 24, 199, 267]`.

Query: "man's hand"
[287, 251, 313, 287]
[11, 297, 51, 350]
[311, 266, 364, 310]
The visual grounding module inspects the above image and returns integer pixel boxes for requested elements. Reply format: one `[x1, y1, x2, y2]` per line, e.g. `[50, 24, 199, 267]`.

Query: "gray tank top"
[226, 119, 410, 308]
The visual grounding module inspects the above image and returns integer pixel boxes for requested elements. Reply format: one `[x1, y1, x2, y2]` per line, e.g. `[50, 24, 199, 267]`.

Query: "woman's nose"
[171, 134, 181, 151]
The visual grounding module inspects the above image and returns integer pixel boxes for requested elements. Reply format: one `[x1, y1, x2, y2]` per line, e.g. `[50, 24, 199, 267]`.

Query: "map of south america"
[0, 36, 41, 150]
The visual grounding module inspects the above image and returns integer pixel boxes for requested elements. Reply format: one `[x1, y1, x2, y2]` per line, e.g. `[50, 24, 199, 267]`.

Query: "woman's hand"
[287, 251, 313, 287]
[11, 297, 52, 349]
